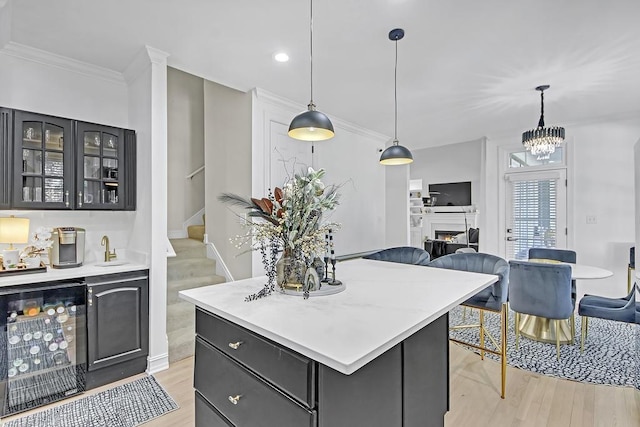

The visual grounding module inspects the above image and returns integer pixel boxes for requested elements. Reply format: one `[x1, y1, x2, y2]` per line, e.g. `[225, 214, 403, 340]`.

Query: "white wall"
[635, 139, 639, 283]
[167, 67, 205, 235]
[204, 81, 252, 281]
[484, 117, 639, 300]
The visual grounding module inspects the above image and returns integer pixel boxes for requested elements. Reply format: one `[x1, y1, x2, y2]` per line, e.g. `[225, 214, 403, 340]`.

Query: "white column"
[125, 45, 170, 373]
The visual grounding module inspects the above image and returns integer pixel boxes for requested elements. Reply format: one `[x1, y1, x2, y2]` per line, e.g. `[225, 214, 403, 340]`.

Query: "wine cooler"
[0, 279, 86, 416]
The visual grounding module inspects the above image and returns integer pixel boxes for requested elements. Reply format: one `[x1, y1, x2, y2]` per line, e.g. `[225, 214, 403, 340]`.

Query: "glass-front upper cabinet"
[0, 108, 12, 209]
[12, 111, 73, 209]
[76, 122, 124, 210]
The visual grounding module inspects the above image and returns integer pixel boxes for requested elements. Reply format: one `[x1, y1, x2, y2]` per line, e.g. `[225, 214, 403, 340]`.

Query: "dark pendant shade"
[288, 107, 335, 141]
[379, 143, 413, 165]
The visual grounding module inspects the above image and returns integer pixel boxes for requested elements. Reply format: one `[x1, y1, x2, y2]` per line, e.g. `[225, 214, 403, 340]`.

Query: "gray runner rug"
[449, 306, 639, 389]
[2, 376, 178, 427]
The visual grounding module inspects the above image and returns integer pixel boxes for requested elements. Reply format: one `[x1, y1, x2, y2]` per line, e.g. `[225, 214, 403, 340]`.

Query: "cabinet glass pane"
[105, 184, 118, 204]
[84, 131, 100, 156]
[44, 124, 64, 150]
[83, 156, 100, 179]
[103, 133, 118, 157]
[22, 150, 42, 174]
[102, 158, 118, 180]
[22, 122, 42, 149]
[83, 181, 100, 205]
[21, 177, 43, 202]
[44, 152, 64, 177]
[44, 178, 64, 203]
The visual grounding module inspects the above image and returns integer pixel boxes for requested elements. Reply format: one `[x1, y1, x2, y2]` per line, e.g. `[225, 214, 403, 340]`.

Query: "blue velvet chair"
[428, 252, 509, 398]
[508, 260, 575, 360]
[578, 283, 637, 352]
[528, 248, 577, 330]
[363, 246, 431, 266]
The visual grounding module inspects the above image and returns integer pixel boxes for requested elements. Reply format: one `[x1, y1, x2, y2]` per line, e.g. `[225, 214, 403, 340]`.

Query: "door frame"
[497, 141, 574, 258]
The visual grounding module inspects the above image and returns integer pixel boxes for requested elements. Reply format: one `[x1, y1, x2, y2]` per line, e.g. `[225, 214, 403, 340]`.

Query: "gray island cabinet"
[180, 259, 498, 427]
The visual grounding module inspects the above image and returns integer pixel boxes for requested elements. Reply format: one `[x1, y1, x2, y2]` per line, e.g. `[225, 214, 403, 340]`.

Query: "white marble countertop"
[0, 259, 148, 287]
[179, 258, 497, 375]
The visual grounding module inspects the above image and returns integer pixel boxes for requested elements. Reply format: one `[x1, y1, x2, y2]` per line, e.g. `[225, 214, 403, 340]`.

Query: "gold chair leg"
[500, 303, 507, 399]
[479, 309, 485, 360]
[580, 316, 588, 352]
[570, 314, 575, 345]
[555, 319, 560, 361]
[462, 307, 467, 322]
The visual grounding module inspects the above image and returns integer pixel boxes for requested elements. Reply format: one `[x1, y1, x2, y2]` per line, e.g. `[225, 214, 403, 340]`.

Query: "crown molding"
[1, 41, 125, 84]
[123, 45, 169, 84]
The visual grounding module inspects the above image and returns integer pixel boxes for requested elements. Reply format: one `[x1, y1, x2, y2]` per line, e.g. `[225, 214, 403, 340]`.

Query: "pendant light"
[521, 85, 565, 160]
[380, 28, 413, 165]
[288, 0, 334, 141]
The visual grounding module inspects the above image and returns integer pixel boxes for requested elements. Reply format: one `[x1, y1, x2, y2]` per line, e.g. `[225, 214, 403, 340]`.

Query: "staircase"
[167, 238, 225, 363]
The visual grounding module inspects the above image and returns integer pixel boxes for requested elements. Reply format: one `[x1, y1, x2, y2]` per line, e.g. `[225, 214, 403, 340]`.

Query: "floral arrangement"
[219, 167, 340, 300]
[20, 227, 54, 259]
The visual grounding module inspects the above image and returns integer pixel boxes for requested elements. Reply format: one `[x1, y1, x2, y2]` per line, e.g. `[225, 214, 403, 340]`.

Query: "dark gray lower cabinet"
[193, 308, 449, 427]
[85, 270, 149, 389]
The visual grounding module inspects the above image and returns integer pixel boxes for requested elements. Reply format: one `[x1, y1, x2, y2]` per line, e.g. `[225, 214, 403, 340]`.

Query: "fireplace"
[434, 230, 463, 241]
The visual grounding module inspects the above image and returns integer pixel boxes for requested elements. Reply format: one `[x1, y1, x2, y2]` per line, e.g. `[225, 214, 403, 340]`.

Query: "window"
[508, 147, 564, 168]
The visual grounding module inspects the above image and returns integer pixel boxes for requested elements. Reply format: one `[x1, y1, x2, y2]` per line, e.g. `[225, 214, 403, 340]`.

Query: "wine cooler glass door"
[0, 280, 86, 416]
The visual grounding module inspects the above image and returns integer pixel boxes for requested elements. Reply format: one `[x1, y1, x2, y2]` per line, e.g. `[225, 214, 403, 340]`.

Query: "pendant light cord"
[538, 88, 545, 128]
[394, 37, 398, 143]
[309, 0, 314, 106]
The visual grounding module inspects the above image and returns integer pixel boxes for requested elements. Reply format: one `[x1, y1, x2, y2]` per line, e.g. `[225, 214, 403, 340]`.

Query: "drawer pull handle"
[228, 394, 242, 405]
[228, 341, 243, 350]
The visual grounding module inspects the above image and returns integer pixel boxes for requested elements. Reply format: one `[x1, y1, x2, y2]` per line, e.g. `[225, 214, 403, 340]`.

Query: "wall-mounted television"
[428, 181, 471, 206]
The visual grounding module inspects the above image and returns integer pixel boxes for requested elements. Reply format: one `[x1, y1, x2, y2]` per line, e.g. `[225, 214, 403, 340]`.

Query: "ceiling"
[4, 0, 640, 150]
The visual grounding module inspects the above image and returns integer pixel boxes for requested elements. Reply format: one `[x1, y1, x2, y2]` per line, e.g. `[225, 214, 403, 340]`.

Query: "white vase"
[24, 255, 41, 268]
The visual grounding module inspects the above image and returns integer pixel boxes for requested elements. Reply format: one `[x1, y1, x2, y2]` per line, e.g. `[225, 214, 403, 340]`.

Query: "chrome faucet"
[101, 235, 117, 262]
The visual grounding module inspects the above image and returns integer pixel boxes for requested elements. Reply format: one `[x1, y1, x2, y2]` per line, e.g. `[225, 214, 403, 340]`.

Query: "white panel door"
[505, 169, 567, 260]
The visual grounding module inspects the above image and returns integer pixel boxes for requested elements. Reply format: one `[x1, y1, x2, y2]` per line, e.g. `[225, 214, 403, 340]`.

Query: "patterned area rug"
[449, 306, 639, 389]
[2, 376, 178, 427]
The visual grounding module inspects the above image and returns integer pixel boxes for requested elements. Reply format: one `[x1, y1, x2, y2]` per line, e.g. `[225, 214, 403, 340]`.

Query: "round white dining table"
[518, 260, 613, 344]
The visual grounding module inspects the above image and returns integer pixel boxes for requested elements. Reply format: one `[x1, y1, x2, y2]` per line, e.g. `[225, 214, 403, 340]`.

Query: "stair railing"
[185, 165, 205, 180]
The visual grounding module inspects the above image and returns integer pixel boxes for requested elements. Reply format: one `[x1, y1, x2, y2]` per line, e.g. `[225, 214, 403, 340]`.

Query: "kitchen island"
[179, 258, 498, 427]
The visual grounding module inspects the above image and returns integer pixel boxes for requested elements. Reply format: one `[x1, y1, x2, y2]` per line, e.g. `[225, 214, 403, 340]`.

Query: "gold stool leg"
[479, 309, 485, 360]
[515, 312, 520, 350]
[555, 319, 560, 360]
[500, 303, 507, 399]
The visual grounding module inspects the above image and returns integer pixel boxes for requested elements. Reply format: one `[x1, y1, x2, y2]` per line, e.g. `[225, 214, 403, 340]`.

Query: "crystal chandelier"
[522, 85, 565, 160]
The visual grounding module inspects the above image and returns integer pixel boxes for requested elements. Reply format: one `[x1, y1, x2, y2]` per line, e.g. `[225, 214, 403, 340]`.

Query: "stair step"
[167, 258, 217, 281]
[168, 325, 196, 363]
[167, 301, 195, 333]
[187, 225, 205, 242]
[167, 275, 225, 304]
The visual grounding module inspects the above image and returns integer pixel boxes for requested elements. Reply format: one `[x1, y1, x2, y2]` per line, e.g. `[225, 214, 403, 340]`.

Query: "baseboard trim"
[147, 352, 170, 374]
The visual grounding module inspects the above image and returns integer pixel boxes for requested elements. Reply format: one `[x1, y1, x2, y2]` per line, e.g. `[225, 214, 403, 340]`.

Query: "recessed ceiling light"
[274, 52, 289, 63]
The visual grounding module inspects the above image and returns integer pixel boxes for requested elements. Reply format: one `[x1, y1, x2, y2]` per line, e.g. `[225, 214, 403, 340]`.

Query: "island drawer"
[196, 307, 316, 408]
[195, 391, 233, 427]
[195, 337, 317, 427]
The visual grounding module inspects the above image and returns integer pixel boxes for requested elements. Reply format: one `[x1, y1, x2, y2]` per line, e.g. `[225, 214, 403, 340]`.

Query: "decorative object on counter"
[20, 227, 53, 268]
[0, 216, 30, 269]
[220, 167, 340, 300]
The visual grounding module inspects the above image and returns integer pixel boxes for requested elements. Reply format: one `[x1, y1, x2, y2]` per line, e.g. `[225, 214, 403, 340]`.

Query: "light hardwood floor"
[2, 344, 638, 426]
